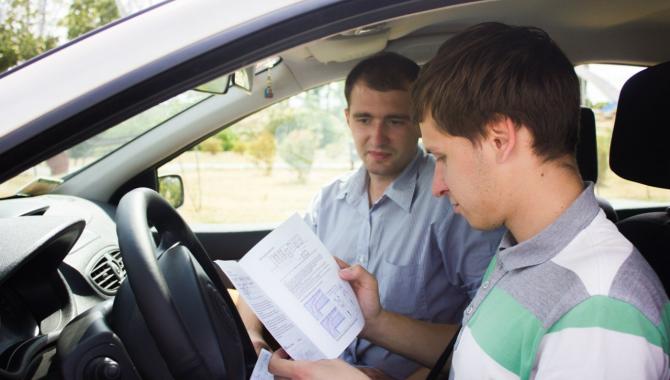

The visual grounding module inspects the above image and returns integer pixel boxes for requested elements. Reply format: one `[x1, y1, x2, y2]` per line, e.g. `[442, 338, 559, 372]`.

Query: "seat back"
[609, 62, 670, 292]
[576, 107, 618, 222]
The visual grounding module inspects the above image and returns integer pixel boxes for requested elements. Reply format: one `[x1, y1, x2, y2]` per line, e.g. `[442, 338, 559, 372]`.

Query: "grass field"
[159, 151, 352, 225]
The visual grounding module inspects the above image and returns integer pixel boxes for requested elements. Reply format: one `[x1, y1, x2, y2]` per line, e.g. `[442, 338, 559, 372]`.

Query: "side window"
[577, 64, 670, 208]
[158, 81, 357, 225]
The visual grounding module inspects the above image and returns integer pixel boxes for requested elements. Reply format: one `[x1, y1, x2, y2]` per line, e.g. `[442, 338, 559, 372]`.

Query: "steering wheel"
[114, 188, 256, 379]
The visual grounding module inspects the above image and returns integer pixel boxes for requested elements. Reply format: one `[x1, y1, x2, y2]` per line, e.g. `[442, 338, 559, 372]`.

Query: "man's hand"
[247, 329, 271, 355]
[335, 257, 383, 337]
[334, 258, 459, 369]
[269, 349, 369, 380]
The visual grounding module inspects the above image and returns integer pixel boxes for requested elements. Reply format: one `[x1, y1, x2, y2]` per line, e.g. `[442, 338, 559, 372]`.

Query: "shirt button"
[465, 305, 474, 315]
[482, 281, 490, 290]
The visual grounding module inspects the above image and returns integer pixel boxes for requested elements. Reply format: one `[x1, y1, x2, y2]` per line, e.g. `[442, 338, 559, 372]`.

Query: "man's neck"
[504, 159, 585, 243]
[367, 174, 395, 206]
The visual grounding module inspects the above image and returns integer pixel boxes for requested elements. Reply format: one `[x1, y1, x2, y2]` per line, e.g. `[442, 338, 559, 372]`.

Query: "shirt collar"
[497, 182, 600, 271]
[336, 146, 423, 213]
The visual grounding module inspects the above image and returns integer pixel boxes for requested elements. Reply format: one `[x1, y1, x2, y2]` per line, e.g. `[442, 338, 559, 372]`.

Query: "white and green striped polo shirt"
[450, 184, 670, 379]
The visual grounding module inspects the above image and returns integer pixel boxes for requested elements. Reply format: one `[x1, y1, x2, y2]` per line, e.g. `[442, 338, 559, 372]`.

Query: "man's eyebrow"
[351, 112, 411, 119]
[352, 112, 372, 118]
[384, 114, 410, 120]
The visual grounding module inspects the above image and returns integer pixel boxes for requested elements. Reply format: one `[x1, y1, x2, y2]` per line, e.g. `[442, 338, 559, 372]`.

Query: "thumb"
[334, 256, 350, 269]
[339, 264, 367, 281]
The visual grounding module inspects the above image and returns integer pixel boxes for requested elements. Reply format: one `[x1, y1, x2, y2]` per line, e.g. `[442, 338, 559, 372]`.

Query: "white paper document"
[216, 214, 364, 361]
[249, 348, 273, 380]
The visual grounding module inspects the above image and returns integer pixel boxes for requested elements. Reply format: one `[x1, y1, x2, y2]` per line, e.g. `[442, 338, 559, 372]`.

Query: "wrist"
[361, 308, 388, 341]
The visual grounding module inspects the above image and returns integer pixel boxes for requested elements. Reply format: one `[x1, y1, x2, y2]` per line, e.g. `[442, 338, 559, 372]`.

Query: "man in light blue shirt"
[241, 52, 502, 379]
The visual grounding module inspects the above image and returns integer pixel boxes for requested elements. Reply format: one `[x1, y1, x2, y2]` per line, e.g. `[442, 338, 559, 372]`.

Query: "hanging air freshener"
[264, 67, 274, 99]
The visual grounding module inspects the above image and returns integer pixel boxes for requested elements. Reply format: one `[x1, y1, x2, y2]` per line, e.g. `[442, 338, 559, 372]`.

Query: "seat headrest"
[610, 62, 670, 189]
[576, 107, 598, 183]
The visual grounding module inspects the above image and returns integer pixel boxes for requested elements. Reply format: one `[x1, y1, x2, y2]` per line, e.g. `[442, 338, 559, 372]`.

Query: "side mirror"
[158, 174, 184, 209]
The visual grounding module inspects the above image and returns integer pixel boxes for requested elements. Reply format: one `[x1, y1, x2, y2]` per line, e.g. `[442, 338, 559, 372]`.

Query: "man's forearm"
[237, 298, 268, 350]
[363, 310, 459, 368]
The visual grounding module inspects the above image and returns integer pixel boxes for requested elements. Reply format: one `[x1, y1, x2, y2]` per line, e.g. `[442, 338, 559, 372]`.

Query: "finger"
[275, 348, 290, 359]
[268, 350, 296, 377]
[334, 256, 350, 269]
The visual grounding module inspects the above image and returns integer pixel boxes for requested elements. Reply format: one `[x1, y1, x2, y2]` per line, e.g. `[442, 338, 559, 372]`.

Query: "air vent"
[88, 249, 126, 295]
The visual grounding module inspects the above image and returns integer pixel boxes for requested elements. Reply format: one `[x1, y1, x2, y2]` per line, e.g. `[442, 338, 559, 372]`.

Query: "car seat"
[576, 107, 618, 222]
[609, 61, 670, 292]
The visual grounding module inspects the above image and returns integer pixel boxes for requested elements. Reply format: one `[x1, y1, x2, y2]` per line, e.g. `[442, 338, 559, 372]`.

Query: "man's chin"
[466, 216, 503, 232]
[365, 165, 400, 178]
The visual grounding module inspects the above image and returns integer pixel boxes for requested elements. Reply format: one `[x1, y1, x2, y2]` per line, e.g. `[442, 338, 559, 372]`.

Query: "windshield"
[0, 90, 210, 197]
[0, 0, 165, 75]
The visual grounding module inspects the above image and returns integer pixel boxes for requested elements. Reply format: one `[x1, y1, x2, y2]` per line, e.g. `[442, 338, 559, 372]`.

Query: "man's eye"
[387, 118, 408, 126]
[356, 118, 371, 124]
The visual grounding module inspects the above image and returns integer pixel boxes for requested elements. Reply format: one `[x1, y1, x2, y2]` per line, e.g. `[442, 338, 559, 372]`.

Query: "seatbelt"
[425, 326, 461, 380]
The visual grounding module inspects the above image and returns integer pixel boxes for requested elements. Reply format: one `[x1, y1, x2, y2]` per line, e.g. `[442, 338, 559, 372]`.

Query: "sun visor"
[307, 32, 389, 63]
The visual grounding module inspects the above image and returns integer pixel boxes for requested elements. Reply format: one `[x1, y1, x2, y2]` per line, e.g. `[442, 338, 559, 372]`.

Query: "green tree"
[216, 128, 239, 151]
[278, 129, 317, 182]
[243, 131, 276, 175]
[62, 0, 119, 39]
[198, 137, 222, 155]
[0, 0, 58, 72]
[273, 107, 342, 181]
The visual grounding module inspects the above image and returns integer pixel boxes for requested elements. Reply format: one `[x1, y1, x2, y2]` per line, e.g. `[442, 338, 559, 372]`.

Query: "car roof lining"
[282, 0, 670, 90]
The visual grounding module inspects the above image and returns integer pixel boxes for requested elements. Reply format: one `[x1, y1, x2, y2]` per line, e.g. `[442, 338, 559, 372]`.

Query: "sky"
[577, 64, 645, 104]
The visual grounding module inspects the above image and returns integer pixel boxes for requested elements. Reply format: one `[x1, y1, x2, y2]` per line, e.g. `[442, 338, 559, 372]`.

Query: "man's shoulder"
[315, 169, 359, 202]
[550, 211, 668, 326]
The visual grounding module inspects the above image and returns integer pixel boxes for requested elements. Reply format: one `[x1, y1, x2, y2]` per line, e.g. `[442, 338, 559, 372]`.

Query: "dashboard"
[0, 195, 123, 378]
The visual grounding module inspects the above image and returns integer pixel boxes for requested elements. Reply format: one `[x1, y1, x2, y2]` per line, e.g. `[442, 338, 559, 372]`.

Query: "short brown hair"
[345, 52, 419, 106]
[411, 22, 580, 160]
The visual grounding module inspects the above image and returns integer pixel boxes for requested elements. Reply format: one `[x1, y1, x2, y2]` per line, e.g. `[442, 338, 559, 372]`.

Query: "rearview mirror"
[158, 174, 184, 209]
[228, 66, 253, 93]
[194, 66, 254, 95]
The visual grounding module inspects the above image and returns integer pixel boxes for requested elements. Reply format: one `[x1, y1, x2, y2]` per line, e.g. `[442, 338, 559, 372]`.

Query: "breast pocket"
[378, 259, 426, 317]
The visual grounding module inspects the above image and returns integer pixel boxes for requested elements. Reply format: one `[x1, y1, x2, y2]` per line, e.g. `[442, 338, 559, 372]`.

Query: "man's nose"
[431, 166, 449, 197]
[371, 121, 387, 145]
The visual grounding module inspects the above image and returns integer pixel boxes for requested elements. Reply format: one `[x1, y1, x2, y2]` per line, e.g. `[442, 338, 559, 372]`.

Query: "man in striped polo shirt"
[270, 22, 670, 379]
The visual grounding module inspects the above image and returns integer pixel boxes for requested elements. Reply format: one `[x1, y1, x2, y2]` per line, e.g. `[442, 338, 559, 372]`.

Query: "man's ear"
[486, 117, 517, 163]
[344, 108, 351, 128]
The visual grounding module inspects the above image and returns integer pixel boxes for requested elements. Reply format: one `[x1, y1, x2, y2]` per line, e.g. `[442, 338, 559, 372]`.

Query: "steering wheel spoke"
[114, 188, 255, 380]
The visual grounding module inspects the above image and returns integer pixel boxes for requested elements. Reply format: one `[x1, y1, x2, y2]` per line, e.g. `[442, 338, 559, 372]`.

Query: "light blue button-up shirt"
[304, 147, 504, 378]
